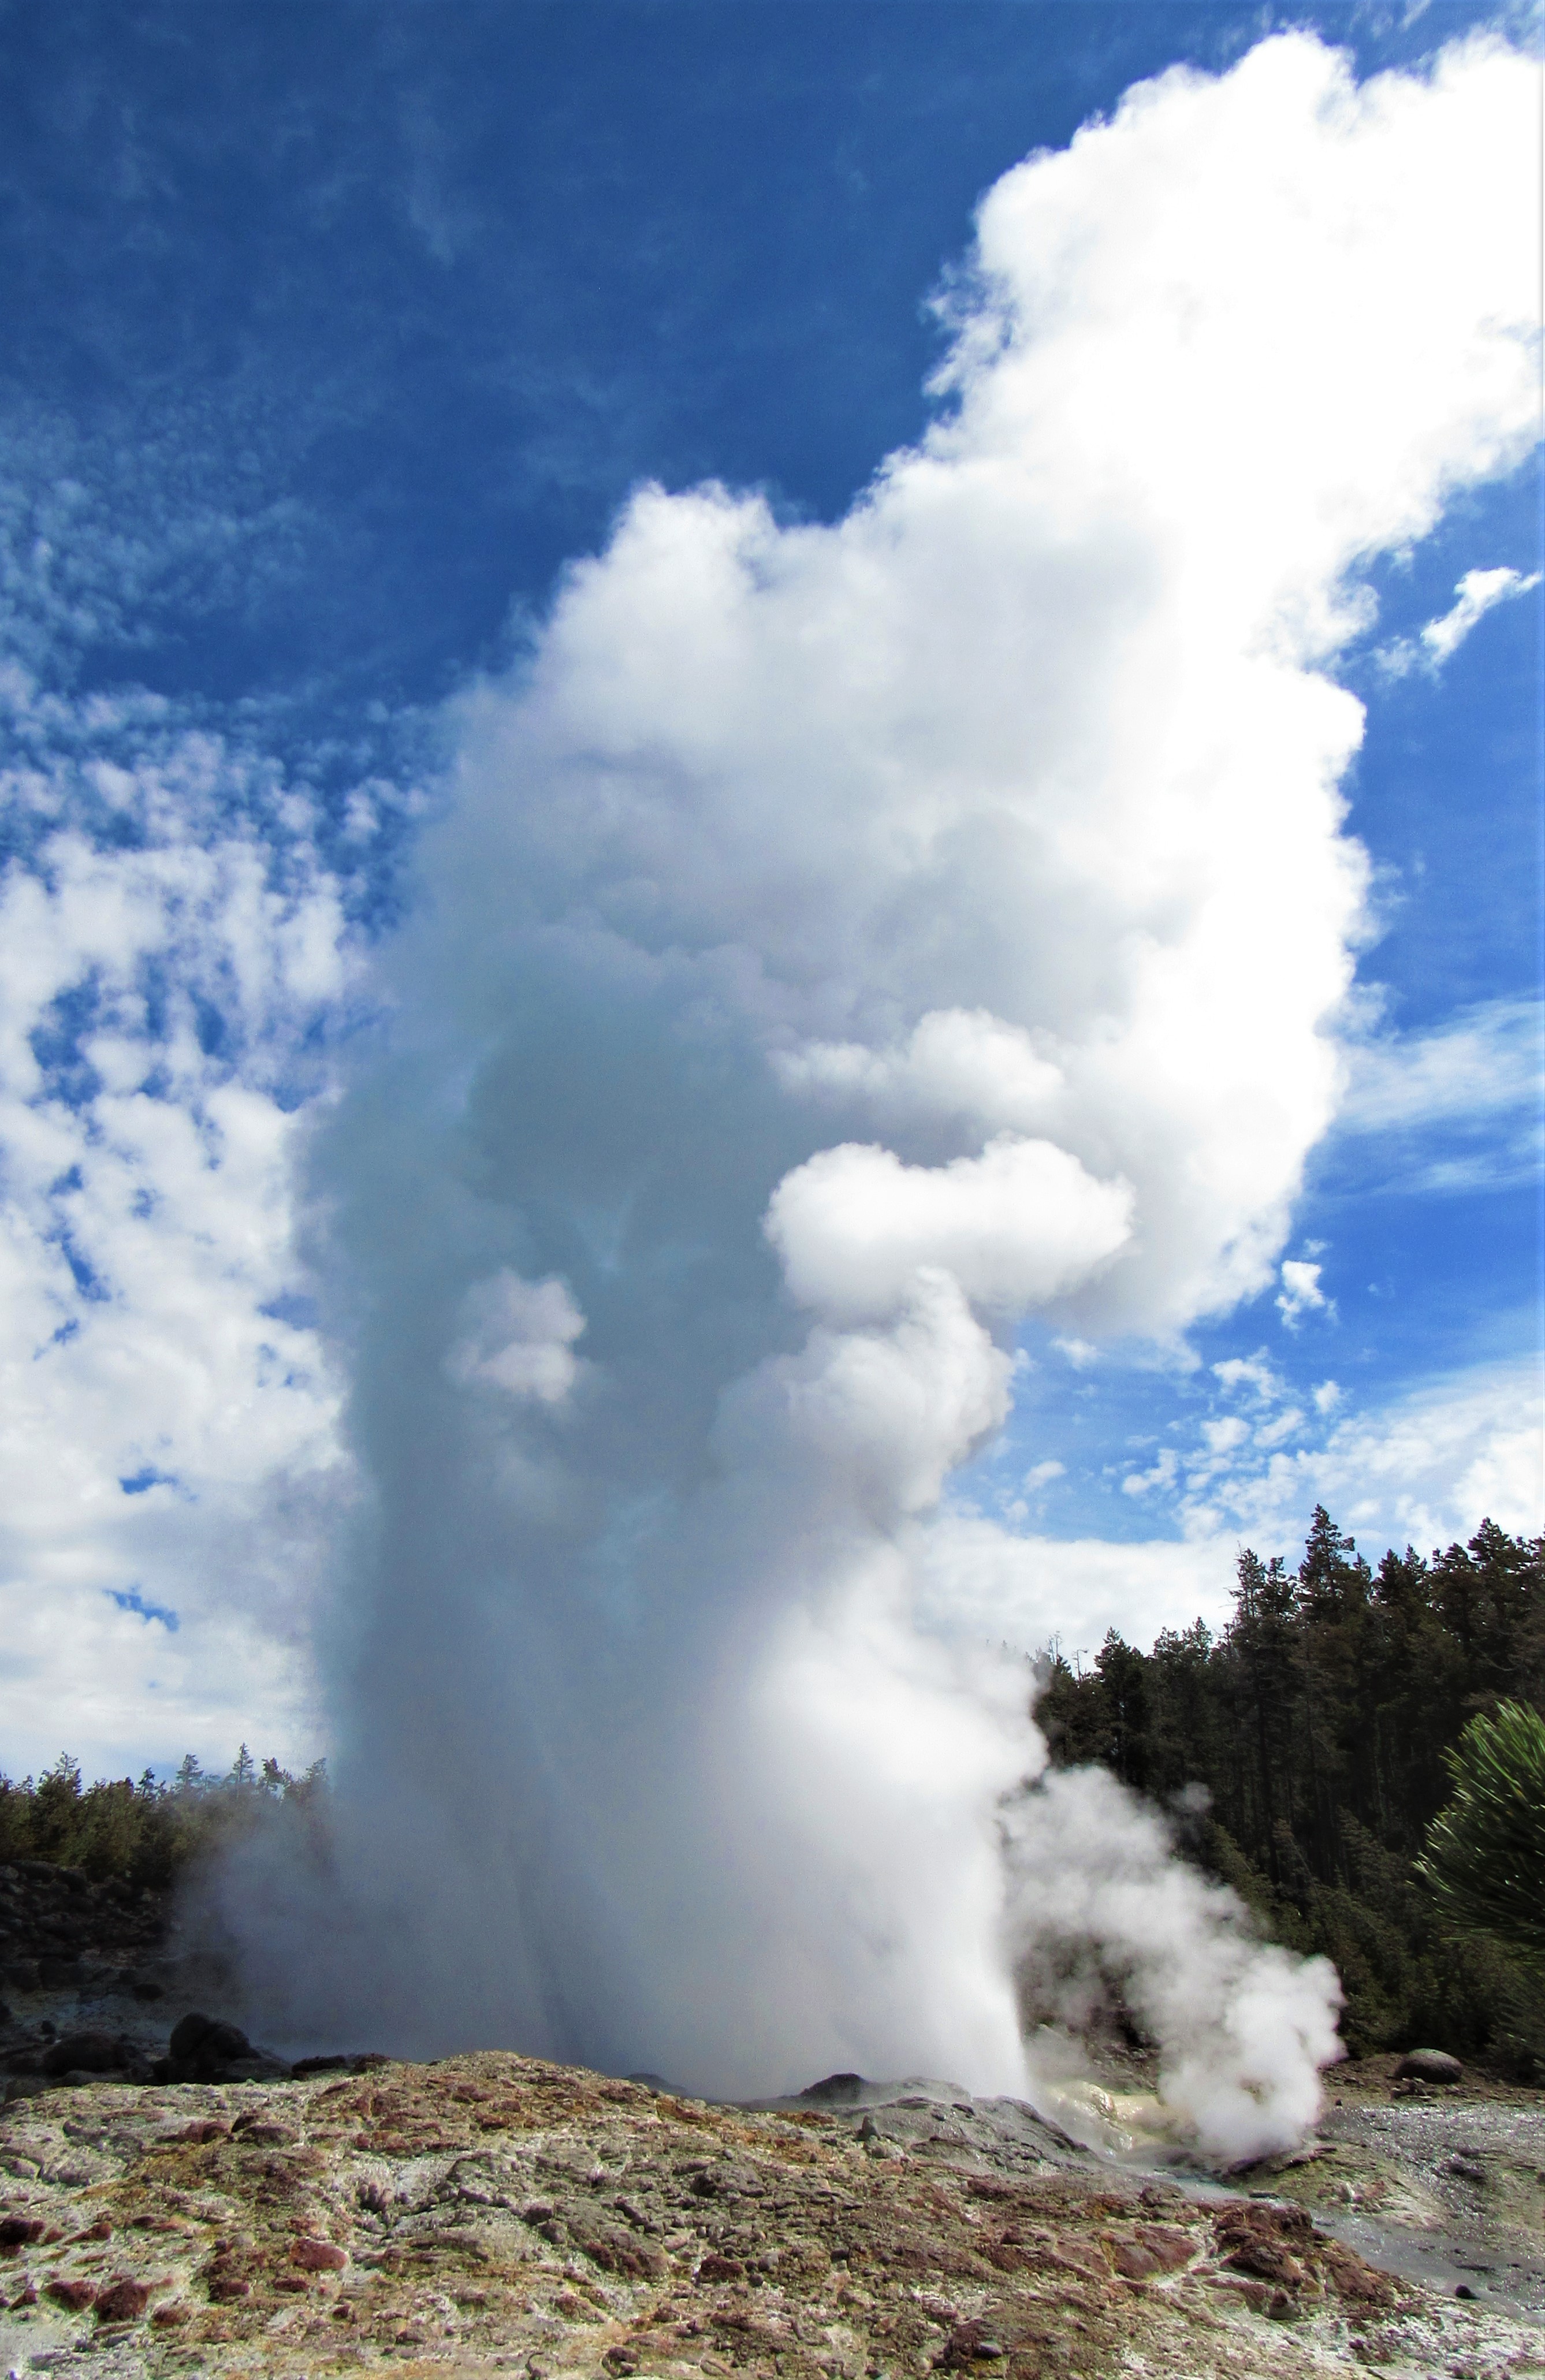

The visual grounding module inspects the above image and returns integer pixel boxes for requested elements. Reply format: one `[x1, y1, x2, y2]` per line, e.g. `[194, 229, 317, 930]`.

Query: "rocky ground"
[1, 2053, 1542, 2380]
[1247, 2057, 1545, 2320]
[1, 1860, 1540, 2380]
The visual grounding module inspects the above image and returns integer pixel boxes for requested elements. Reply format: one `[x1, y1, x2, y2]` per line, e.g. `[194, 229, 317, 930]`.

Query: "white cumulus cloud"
[765, 1135, 1132, 1326]
[1277, 1257, 1334, 1328]
[1379, 564, 1542, 676]
[0, 735, 355, 1774]
[445, 1271, 587, 1405]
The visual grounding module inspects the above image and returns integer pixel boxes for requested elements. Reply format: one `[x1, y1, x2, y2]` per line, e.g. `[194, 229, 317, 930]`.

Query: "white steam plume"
[218, 31, 1536, 2157]
[1003, 1763, 1343, 2163]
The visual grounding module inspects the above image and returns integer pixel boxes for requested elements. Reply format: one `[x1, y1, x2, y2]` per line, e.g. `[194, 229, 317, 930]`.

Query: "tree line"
[1037, 1508, 1543, 2070]
[0, 1746, 328, 1888]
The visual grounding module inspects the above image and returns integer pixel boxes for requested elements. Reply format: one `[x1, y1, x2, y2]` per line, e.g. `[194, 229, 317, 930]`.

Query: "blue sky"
[0, 0, 1539, 1775]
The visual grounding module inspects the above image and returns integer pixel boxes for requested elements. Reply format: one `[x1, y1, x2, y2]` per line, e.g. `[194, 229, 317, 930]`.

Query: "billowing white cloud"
[444, 29, 1537, 1349]
[771, 1008, 1063, 1138]
[911, 1525, 1222, 1664]
[204, 27, 1539, 2139]
[765, 1135, 1131, 1325]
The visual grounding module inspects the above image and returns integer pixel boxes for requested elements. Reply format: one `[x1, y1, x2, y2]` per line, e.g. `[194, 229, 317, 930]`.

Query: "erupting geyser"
[215, 29, 1535, 2162]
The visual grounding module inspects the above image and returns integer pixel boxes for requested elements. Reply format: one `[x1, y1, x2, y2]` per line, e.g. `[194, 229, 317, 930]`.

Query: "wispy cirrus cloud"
[1325, 995, 1543, 1195]
[1339, 996, 1542, 1130]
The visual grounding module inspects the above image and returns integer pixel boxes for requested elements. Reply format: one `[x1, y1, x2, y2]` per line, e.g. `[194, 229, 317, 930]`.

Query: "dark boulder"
[169, 2010, 251, 2065]
[1394, 2048, 1462, 2085]
[798, 2072, 870, 2105]
[156, 2009, 288, 2084]
[40, 2031, 133, 2078]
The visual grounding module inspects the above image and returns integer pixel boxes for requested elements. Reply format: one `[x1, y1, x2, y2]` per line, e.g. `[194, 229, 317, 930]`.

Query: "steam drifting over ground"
[218, 32, 1537, 2157]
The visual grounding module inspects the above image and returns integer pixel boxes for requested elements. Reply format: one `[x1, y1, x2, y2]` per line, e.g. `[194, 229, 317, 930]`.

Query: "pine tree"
[1417, 1701, 1545, 1962]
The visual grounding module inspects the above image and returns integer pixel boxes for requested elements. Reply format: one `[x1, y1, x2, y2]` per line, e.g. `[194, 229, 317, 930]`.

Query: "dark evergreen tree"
[1038, 1512, 1543, 2068]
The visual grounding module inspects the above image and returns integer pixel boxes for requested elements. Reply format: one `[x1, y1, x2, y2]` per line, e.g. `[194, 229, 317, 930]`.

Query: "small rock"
[45, 2277, 98, 2312]
[171, 2117, 230, 2143]
[0, 2215, 44, 2249]
[1394, 2049, 1462, 2085]
[937, 2322, 1009, 2367]
[291, 2236, 347, 2271]
[94, 2276, 150, 2323]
